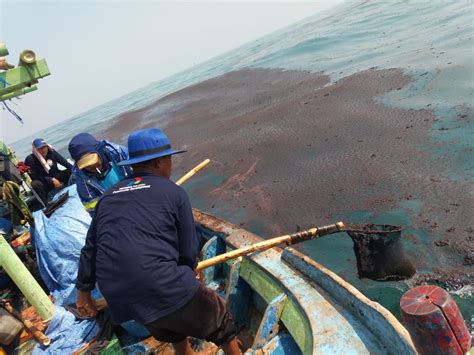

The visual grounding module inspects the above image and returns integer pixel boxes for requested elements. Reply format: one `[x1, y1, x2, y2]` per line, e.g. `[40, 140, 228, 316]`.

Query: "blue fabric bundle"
[32, 306, 99, 354]
[33, 186, 104, 353]
[33, 186, 92, 305]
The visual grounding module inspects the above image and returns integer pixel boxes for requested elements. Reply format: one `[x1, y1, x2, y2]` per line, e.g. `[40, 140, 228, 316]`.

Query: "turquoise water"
[10, 0, 473, 321]
[302, 205, 472, 321]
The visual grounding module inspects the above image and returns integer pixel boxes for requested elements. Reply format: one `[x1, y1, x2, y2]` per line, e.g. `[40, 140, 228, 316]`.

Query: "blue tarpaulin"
[33, 186, 102, 353]
[32, 306, 99, 354]
[32, 185, 146, 352]
[33, 186, 91, 306]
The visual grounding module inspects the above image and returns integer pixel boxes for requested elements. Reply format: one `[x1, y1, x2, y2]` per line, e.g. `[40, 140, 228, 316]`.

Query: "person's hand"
[195, 268, 202, 281]
[52, 178, 63, 189]
[76, 290, 97, 318]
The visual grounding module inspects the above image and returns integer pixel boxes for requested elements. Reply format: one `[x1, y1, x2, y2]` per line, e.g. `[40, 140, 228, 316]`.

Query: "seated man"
[68, 133, 131, 213]
[24, 138, 72, 205]
[76, 128, 241, 355]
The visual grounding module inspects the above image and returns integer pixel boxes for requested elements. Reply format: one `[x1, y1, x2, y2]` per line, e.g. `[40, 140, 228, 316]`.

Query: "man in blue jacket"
[68, 133, 132, 213]
[75, 128, 240, 355]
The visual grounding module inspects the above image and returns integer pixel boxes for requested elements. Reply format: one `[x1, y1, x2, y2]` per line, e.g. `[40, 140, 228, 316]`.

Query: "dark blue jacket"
[24, 149, 72, 188]
[68, 133, 132, 205]
[76, 173, 200, 324]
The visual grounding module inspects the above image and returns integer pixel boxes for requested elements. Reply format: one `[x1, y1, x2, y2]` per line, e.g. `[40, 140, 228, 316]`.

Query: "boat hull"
[194, 208, 416, 354]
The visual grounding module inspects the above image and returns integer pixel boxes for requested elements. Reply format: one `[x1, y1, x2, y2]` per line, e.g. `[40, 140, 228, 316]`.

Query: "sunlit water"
[10, 0, 473, 321]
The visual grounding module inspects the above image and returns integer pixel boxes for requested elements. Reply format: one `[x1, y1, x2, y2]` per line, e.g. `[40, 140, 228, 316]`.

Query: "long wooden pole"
[196, 222, 345, 271]
[176, 159, 210, 186]
[93, 223, 344, 309]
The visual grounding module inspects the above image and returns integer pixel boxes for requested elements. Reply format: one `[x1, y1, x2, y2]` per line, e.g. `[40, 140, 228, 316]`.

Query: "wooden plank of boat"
[193, 208, 417, 354]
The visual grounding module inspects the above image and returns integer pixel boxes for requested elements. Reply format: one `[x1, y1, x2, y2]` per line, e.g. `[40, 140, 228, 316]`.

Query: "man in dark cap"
[68, 133, 131, 213]
[24, 138, 72, 204]
[75, 128, 240, 355]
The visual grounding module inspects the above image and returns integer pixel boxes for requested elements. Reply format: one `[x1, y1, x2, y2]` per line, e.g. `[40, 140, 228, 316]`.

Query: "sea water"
[9, 0, 473, 321]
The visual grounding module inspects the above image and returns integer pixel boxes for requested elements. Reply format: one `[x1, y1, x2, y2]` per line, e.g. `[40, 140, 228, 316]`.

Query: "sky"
[0, 0, 342, 145]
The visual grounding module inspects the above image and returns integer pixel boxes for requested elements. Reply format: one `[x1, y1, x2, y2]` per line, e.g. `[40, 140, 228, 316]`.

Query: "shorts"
[144, 284, 237, 345]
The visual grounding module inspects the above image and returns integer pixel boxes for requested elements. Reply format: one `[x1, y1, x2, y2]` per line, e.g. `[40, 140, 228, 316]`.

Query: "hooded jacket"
[68, 133, 132, 208]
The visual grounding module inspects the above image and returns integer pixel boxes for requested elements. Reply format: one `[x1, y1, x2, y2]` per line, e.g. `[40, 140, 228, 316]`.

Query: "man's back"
[76, 128, 241, 354]
[80, 173, 200, 324]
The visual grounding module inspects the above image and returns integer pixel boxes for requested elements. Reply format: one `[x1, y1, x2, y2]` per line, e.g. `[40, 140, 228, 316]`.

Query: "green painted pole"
[0, 59, 50, 95]
[0, 42, 8, 57]
[0, 86, 38, 101]
[0, 234, 55, 321]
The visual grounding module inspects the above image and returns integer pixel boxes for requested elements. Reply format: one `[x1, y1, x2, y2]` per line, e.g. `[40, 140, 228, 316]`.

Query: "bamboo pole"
[196, 222, 345, 271]
[94, 222, 344, 310]
[176, 159, 210, 186]
[0, 234, 54, 321]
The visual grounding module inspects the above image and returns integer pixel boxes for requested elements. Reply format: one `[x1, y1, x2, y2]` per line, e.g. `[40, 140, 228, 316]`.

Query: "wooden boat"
[2, 203, 417, 354]
[0, 41, 468, 353]
[193, 209, 417, 354]
[1, 153, 418, 353]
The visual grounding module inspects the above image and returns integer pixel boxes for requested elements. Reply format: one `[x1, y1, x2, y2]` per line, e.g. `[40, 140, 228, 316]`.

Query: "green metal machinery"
[0, 43, 55, 321]
[0, 42, 50, 102]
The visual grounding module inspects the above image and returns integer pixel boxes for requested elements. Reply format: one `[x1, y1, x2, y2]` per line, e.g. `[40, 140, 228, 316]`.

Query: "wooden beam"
[200, 236, 224, 285]
[252, 294, 287, 349]
[225, 257, 251, 328]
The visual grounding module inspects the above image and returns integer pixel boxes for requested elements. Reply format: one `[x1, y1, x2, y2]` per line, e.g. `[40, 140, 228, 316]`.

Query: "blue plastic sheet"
[32, 186, 106, 354]
[32, 306, 99, 354]
[0, 216, 12, 233]
[33, 186, 92, 305]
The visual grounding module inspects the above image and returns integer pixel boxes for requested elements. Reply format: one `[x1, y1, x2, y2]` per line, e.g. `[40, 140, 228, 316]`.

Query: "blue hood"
[68, 133, 101, 162]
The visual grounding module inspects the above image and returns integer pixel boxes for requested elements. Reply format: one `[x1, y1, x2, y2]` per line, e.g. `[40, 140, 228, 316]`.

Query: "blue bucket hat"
[33, 138, 47, 149]
[117, 128, 186, 166]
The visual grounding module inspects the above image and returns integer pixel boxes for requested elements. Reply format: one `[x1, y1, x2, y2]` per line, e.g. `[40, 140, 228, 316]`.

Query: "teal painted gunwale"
[196, 220, 312, 353]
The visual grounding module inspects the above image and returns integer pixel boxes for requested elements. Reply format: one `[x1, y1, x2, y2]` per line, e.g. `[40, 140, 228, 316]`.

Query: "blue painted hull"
[7, 185, 416, 354]
[194, 209, 416, 354]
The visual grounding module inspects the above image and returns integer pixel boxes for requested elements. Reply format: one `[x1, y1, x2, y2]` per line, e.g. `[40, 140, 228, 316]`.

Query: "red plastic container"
[400, 285, 472, 354]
